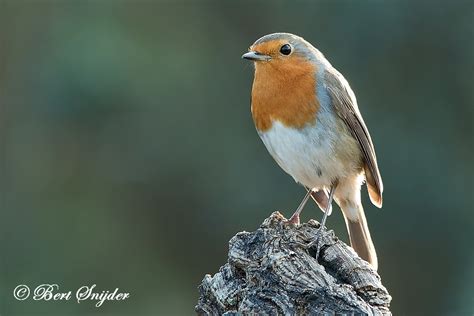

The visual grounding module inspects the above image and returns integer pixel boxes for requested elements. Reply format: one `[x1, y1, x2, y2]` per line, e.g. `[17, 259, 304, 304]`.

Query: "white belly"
[258, 116, 362, 189]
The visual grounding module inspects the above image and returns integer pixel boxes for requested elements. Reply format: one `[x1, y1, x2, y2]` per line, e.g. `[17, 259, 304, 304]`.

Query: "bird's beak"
[242, 51, 271, 61]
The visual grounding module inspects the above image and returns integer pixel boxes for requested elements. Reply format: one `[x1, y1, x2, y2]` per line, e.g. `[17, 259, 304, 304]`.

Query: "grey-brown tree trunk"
[196, 212, 391, 315]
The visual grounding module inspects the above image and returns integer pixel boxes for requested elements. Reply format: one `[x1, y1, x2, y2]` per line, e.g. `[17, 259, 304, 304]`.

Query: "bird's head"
[242, 33, 326, 77]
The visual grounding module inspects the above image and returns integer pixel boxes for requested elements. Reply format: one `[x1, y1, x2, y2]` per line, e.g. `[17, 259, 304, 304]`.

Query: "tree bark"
[196, 211, 392, 315]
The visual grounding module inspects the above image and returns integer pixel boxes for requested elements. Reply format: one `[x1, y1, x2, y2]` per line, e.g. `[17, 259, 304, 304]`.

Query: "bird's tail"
[342, 204, 378, 270]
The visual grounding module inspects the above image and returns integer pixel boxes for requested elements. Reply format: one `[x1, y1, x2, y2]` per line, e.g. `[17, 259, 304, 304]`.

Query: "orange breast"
[251, 58, 319, 132]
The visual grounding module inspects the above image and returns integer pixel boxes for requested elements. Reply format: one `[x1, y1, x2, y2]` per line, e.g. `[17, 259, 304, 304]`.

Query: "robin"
[242, 33, 383, 270]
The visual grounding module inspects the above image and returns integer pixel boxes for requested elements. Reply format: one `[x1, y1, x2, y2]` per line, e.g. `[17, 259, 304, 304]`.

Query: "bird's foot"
[284, 212, 301, 226]
[284, 189, 314, 226]
[304, 225, 326, 259]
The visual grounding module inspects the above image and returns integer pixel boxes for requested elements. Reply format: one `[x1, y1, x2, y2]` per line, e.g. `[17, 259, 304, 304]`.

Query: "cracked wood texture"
[196, 211, 391, 315]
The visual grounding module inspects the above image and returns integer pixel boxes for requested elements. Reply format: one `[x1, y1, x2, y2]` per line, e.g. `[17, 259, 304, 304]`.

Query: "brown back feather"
[324, 68, 383, 207]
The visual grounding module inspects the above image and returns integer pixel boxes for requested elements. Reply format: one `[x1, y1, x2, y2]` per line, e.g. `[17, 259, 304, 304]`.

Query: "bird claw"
[283, 213, 300, 226]
[289, 236, 323, 260]
[289, 240, 308, 249]
[288, 225, 325, 260]
[303, 227, 326, 259]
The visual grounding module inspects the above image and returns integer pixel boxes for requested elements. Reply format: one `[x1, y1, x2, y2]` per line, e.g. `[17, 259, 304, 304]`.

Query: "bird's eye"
[280, 44, 292, 55]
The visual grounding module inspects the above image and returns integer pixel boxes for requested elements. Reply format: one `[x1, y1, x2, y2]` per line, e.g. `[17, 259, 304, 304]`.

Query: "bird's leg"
[286, 188, 314, 225]
[308, 185, 336, 258]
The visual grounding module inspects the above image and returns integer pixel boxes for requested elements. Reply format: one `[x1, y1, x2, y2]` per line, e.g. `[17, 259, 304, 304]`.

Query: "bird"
[242, 33, 383, 270]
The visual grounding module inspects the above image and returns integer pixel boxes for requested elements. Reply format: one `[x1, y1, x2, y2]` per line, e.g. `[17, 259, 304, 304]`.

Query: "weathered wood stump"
[196, 211, 391, 315]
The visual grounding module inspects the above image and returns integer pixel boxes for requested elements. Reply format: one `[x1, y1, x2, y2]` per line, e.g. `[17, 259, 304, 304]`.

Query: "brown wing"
[324, 68, 383, 207]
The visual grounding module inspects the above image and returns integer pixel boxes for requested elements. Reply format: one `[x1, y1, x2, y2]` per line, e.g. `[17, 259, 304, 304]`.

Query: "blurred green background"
[1, 1, 473, 315]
